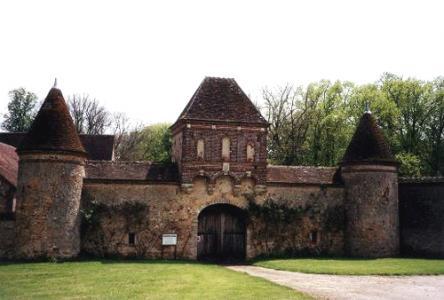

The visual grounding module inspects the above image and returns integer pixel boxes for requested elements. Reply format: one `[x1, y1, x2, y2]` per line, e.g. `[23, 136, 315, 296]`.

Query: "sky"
[0, 0, 443, 126]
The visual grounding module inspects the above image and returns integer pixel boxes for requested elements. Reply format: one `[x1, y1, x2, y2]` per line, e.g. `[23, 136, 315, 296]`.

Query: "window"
[197, 139, 205, 159]
[309, 231, 318, 244]
[222, 137, 230, 160]
[247, 144, 255, 162]
[128, 233, 136, 245]
[11, 197, 16, 213]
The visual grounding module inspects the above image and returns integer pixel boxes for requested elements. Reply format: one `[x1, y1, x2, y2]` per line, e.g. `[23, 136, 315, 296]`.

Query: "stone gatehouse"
[0, 77, 443, 261]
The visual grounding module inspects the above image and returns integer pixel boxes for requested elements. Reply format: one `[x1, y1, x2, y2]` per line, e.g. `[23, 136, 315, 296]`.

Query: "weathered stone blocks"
[15, 153, 85, 259]
[342, 164, 399, 257]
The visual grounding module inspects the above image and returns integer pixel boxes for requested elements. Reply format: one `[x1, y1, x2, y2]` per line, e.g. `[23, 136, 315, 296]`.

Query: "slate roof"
[0, 142, 18, 187]
[17, 87, 86, 155]
[85, 161, 179, 182]
[0, 132, 114, 161]
[267, 165, 342, 185]
[342, 112, 395, 165]
[174, 77, 267, 126]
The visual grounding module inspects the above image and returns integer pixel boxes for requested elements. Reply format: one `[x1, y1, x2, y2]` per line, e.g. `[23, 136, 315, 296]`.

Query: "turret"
[341, 110, 399, 257]
[15, 83, 87, 259]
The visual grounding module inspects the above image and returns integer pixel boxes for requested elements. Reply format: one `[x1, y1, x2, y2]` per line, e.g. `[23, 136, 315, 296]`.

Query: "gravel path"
[227, 265, 444, 300]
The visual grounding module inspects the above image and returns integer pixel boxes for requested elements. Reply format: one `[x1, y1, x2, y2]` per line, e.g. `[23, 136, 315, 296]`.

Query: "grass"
[253, 257, 444, 275]
[0, 260, 310, 299]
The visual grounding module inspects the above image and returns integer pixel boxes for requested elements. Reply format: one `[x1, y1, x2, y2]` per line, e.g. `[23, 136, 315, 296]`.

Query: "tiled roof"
[267, 165, 342, 185]
[17, 88, 86, 155]
[0, 143, 18, 187]
[342, 112, 395, 165]
[85, 161, 179, 182]
[174, 77, 267, 126]
[0, 132, 114, 161]
[76, 134, 114, 160]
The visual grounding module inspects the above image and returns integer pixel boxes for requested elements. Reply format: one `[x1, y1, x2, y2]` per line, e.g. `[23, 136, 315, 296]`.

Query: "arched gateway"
[197, 204, 246, 262]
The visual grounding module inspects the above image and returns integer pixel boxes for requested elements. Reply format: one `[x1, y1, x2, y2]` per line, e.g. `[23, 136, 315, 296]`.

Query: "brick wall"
[173, 122, 268, 185]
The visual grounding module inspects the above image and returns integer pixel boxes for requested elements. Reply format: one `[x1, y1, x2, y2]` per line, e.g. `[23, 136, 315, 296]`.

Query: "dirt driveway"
[227, 265, 444, 300]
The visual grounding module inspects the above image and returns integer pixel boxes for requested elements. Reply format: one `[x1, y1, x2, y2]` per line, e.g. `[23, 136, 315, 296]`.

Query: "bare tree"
[263, 84, 319, 165]
[111, 112, 144, 160]
[68, 94, 111, 134]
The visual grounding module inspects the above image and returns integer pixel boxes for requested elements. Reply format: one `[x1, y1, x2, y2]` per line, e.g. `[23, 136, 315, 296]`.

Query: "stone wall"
[81, 177, 346, 260]
[0, 220, 15, 259]
[399, 179, 444, 257]
[15, 153, 85, 259]
[0, 177, 15, 215]
[342, 164, 399, 257]
[248, 184, 345, 258]
[0, 177, 15, 260]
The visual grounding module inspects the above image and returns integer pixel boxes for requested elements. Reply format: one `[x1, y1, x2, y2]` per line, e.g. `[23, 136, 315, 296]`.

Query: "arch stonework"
[196, 202, 247, 261]
[184, 176, 259, 259]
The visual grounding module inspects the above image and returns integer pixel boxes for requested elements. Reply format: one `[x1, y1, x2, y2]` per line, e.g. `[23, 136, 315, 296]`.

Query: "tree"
[68, 94, 111, 134]
[263, 81, 353, 166]
[380, 73, 432, 155]
[423, 77, 444, 175]
[112, 121, 172, 163]
[306, 80, 353, 166]
[263, 84, 319, 165]
[111, 112, 144, 161]
[395, 152, 422, 177]
[136, 123, 172, 163]
[2, 88, 37, 132]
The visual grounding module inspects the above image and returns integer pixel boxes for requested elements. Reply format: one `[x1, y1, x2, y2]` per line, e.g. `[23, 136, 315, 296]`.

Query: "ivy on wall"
[80, 197, 153, 258]
[246, 196, 345, 257]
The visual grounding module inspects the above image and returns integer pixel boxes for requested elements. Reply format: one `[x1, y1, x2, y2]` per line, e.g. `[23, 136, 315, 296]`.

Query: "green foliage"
[2, 88, 37, 132]
[247, 198, 304, 225]
[395, 152, 422, 177]
[136, 123, 172, 163]
[263, 74, 444, 176]
[81, 200, 150, 234]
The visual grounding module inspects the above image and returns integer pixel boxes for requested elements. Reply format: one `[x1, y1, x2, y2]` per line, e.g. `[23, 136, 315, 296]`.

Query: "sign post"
[162, 234, 177, 259]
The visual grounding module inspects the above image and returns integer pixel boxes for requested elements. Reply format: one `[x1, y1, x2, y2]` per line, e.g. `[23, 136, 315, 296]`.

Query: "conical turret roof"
[18, 87, 86, 156]
[342, 112, 395, 165]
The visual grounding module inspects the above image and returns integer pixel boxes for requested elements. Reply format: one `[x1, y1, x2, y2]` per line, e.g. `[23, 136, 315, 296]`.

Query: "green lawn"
[253, 257, 444, 275]
[0, 260, 310, 299]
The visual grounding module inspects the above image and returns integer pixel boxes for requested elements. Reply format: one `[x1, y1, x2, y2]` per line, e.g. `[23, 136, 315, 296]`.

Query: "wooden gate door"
[197, 204, 246, 261]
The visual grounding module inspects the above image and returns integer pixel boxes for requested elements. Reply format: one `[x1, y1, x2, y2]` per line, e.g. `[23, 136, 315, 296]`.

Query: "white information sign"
[162, 234, 177, 246]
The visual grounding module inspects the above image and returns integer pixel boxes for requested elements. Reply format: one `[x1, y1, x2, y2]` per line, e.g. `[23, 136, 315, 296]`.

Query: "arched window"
[222, 137, 230, 160]
[197, 139, 205, 159]
[247, 144, 255, 162]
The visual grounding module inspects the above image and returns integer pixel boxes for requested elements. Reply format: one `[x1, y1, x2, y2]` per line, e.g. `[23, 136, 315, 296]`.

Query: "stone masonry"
[2, 76, 440, 261]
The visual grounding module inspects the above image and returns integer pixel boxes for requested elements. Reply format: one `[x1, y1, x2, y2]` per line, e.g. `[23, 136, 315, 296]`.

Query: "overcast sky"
[0, 0, 443, 126]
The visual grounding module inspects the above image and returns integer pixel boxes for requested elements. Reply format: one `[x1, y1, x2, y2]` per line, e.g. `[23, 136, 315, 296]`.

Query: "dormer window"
[197, 139, 205, 159]
[222, 137, 230, 160]
[247, 144, 255, 162]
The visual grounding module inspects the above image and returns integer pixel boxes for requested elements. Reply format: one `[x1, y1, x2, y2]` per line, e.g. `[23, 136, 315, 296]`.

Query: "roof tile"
[18, 88, 86, 155]
[342, 112, 395, 165]
[174, 77, 267, 126]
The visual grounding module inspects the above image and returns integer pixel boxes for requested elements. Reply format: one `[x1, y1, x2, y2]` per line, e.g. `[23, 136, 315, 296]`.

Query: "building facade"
[0, 77, 442, 261]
